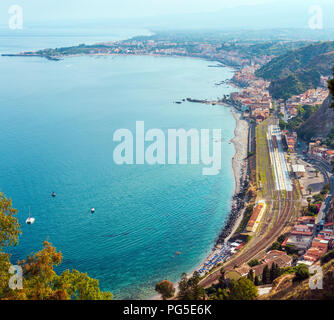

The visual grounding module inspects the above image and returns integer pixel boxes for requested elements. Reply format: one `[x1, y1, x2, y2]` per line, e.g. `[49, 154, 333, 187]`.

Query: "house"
[297, 216, 316, 225]
[303, 241, 328, 263]
[284, 224, 315, 250]
[234, 265, 251, 277]
[231, 250, 292, 280]
[251, 251, 293, 278]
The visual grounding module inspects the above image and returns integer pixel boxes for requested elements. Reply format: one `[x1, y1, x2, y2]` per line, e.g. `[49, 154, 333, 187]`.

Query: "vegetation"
[178, 272, 204, 300]
[155, 280, 175, 300]
[279, 104, 320, 131]
[256, 41, 334, 99]
[270, 233, 287, 251]
[269, 70, 322, 100]
[321, 249, 334, 265]
[271, 241, 282, 251]
[227, 278, 258, 300]
[294, 264, 310, 282]
[0, 192, 112, 300]
[328, 68, 334, 108]
[285, 244, 298, 256]
[207, 274, 258, 300]
[323, 126, 334, 148]
[248, 259, 261, 267]
[236, 205, 254, 233]
[262, 265, 271, 284]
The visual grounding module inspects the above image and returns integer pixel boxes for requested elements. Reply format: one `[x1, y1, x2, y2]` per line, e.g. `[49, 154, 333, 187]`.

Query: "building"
[303, 237, 329, 263]
[283, 224, 315, 250]
[251, 251, 293, 278]
[246, 201, 266, 233]
[231, 250, 292, 279]
[297, 216, 316, 225]
[292, 164, 306, 178]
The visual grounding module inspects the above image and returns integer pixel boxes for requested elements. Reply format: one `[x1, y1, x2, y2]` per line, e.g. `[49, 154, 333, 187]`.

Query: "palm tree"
[315, 168, 320, 177]
[306, 197, 312, 208]
[308, 186, 313, 195]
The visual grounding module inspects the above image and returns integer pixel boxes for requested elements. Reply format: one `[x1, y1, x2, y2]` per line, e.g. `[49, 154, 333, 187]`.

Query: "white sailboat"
[26, 207, 35, 224]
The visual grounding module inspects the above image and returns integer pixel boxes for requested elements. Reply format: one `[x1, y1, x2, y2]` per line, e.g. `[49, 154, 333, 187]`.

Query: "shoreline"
[7, 47, 248, 299]
[151, 105, 250, 300]
[186, 106, 249, 274]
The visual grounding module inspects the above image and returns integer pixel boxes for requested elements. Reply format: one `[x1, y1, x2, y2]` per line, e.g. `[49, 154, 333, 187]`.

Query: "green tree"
[328, 68, 334, 108]
[0, 192, 21, 250]
[271, 241, 282, 251]
[155, 280, 175, 300]
[262, 265, 271, 284]
[315, 168, 320, 177]
[188, 271, 204, 300]
[270, 263, 280, 283]
[0, 192, 112, 300]
[277, 234, 287, 244]
[248, 259, 261, 267]
[294, 264, 310, 282]
[0, 192, 21, 299]
[177, 272, 204, 300]
[178, 273, 189, 300]
[321, 249, 334, 265]
[308, 186, 313, 195]
[228, 278, 258, 300]
[247, 269, 254, 282]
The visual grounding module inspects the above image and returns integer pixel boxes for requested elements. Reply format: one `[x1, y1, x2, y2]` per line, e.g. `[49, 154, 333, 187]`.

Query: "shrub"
[294, 264, 310, 282]
[248, 259, 261, 267]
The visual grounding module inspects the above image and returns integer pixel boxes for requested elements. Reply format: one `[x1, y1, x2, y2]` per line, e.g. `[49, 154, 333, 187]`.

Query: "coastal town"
[189, 55, 334, 296]
[2, 32, 334, 301]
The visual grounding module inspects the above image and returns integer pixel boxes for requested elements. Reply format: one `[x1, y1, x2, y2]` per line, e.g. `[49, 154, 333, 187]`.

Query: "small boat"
[91, 208, 95, 213]
[26, 208, 35, 225]
[51, 192, 56, 197]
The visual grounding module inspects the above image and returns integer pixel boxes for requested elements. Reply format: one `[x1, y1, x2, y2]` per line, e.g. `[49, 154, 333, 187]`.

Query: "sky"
[1, 0, 334, 29]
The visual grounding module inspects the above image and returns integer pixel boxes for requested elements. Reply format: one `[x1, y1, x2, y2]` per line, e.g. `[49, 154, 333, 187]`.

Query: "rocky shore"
[214, 109, 250, 245]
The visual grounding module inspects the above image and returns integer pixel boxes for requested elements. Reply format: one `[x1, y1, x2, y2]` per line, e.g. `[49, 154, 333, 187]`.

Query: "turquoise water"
[0, 49, 236, 299]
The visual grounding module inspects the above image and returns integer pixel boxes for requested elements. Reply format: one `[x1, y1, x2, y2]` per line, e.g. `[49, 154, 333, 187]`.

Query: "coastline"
[188, 106, 249, 273]
[151, 105, 249, 300]
[6, 46, 249, 299]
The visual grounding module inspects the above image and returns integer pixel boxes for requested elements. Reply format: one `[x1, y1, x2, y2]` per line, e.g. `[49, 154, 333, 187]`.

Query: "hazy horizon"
[1, 0, 334, 30]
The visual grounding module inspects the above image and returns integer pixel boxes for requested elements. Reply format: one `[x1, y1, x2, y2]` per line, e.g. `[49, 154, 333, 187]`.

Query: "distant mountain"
[255, 42, 334, 99]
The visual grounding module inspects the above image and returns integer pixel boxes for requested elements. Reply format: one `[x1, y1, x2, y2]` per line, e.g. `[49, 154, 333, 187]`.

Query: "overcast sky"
[1, 0, 334, 29]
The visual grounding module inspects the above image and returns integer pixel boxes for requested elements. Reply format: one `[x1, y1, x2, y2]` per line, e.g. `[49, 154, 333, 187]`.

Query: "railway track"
[199, 117, 297, 289]
[200, 190, 295, 288]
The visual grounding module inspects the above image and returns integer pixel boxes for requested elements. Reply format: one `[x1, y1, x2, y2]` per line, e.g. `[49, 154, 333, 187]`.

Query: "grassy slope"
[255, 42, 334, 100]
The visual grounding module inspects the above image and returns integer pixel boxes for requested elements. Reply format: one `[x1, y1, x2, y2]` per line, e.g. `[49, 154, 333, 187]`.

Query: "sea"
[0, 25, 237, 299]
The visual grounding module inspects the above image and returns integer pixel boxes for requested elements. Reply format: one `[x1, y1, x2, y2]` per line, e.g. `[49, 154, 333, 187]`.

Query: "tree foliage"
[177, 272, 204, 300]
[262, 265, 271, 285]
[155, 280, 175, 300]
[328, 68, 334, 108]
[294, 264, 310, 282]
[0, 192, 112, 300]
[228, 278, 258, 300]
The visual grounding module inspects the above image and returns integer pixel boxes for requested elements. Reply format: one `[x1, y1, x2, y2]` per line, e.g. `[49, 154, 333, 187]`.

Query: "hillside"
[255, 41, 334, 99]
[298, 94, 334, 140]
[259, 258, 334, 300]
